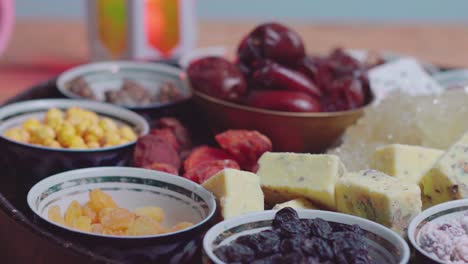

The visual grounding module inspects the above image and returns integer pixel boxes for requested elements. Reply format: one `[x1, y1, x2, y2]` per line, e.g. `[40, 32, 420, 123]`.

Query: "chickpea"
[87, 141, 100, 149]
[98, 118, 118, 132]
[4, 128, 30, 143]
[43, 139, 62, 148]
[31, 126, 56, 145]
[75, 121, 91, 137]
[22, 118, 41, 132]
[119, 126, 137, 141]
[69, 136, 87, 149]
[102, 132, 120, 146]
[84, 133, 99, 144]
[45, 108, 64, 128]
[85, 125, 104, 139]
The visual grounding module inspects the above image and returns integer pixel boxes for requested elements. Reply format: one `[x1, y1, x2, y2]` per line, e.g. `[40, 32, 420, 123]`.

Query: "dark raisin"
[330, 232, 368, 255]
[333, 223, 365, 236]
[279, 251, 306, 263]
[334, 248, 374, 264]
[251, 253, 283, 264]
[301, 237, 334, 261]
[236, 230, 280, 257]
[307, 218, 332, 239]
[219, 242, 255, 263]
[273, 207, 300, 229]
[273, 207, 307, 238]
[279, 236, 304, 253]
[213, 245, 229, 262]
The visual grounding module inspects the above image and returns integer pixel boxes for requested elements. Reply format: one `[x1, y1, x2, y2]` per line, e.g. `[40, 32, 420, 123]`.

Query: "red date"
[246, 90, 321, 112]
[252, 61, 321, 98]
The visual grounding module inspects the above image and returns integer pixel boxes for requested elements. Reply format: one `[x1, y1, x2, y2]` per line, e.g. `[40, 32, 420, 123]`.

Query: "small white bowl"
[408, 199, 468, 264]
[203, 209, 410, 264]
[56, 61, 192, 110]
[27, 167, 217, 263]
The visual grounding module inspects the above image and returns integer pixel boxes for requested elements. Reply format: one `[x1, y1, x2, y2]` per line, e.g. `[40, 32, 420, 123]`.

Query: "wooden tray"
[0, 79, 207, 264]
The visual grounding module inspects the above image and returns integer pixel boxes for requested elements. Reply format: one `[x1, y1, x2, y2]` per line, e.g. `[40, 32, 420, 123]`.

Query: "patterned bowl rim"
[27, 166, 217, 239]
[56, 60, 192, 110]
[0, 98, 149, 152]
[407, 199, 468, 264]
[203, 209, 410, 264]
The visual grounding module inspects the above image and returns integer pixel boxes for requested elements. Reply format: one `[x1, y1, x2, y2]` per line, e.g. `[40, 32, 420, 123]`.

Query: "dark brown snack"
[157, 82, 183, 103]
[68, 77, 97, 100]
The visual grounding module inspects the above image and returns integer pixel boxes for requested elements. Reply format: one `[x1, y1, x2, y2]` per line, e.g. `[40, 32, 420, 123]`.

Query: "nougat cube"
[335, 169, 421, 236]
[202, 168, 264, 219]
[273, 198, 318, 210]
[371, 144, 443, 183]
[420, 132, 468, 208]
[257, 152, 346, 209]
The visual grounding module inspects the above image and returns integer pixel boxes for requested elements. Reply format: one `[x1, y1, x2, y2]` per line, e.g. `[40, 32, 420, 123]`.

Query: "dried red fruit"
[184, 145, 236, 173]
[156, 118, 191, 151]
[143, 162, 179, 175]
[184, 159, 240, 183]
[215, 130, 272, 171]
[187, 56, 247, 101]
[133, 134, 181, 169]
[246, 90, 321, 112]
[149, 128, 179, 151]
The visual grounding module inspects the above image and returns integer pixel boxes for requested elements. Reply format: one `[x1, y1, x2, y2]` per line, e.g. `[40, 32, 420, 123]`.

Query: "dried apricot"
[89, 189, 117, 212]
[101, 208, 135, 231]
[64, 200, 83, 227]
[83, 202, 98, 223]
[134, 207, 164, 222]
[184, 146, 235, 172]
[91, 223, 104, 234]
[48, 205, 65, 225]
[73, 216, 92, 232]
[126, 216, 167, 236]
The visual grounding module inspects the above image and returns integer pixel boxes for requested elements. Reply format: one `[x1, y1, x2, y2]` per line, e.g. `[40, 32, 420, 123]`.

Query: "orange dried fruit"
[126, 216, 167, 236]
[48, 205, 65, 225]
[134, 206, 164, 222]
[64, 200, 83, 227]
[91, 223, 104, 234]
[101, 208, 135, 231]
[89, 189, 117, 212]
[72, 216, 92, 232]
[83, 202, 98, 223]
[98, 207, 114, 222]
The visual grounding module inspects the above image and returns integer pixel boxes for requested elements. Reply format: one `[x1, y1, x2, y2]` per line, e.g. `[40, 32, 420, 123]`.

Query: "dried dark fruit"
[156, 118, 191, 151]
[332, 223, 365, 236]
[251, 253, 283, 264]
[133, 134, 181, 169]
[215, 130, 272, 171]
[301, 237, 334, 261]
[183, 159, 240, 184]
[330, 231, 367, 255]
[222, 242, 256, 263]
[279, 237, 304, 253]
[307, 218, 332, 239]
[334, 248, 374, 264]
[252, 60, 321, 98]
[279, 251, 307, 263]
[245, 90, 321, 112]
[273, 207, 299, 229]
[68, 77, 97, 100]
[236, 230, 280, 257]
[149, 128, 180, 151]
[183, 146, 236, 172]
[213, 245, 230, 263]
[187, 56, 247, 101]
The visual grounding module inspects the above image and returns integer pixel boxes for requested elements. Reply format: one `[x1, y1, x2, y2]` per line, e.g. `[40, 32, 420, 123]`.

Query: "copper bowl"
[193, 91, 373, 153]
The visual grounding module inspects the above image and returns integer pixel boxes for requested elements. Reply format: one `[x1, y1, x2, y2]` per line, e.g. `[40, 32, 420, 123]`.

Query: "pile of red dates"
[187, 22, 372, 112]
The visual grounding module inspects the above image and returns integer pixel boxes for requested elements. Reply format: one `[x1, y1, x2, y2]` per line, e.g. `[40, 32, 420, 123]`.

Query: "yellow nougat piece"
[335, 169, 421, 236]
[202, 168, 264, 219]
[257, 152, 346, 209]
[371, 144, 443, 183]
[420, 132, 468, 208]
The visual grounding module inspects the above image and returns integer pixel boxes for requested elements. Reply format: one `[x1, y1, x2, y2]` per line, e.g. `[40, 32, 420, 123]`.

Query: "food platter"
[2, 22, 468, 264]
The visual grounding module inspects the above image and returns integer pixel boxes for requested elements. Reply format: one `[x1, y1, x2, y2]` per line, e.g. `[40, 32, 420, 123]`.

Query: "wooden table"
[1, 20, 468, 103]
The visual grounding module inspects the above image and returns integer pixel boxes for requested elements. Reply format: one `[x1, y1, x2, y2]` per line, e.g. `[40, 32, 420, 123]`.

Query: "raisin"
[279, 237, 304, 253]
[301, 237, 334, 261]
[333, 223, 365, 236]
[307, 218, 332, 239]
[251, 253, 283, 264]
[273, 207, 299, 229]
[223, 242, 256, 263]
[273, 207, 307, 238]
[330, 232, 368, 255]
[238, 230, 280, 257]
[279, 251, 306, 263]
[214, 246, 230, 263]
[334, 248, 374, 264]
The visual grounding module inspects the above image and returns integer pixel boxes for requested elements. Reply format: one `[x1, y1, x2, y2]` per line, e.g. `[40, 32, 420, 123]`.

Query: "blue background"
[14, 0, 468, 23]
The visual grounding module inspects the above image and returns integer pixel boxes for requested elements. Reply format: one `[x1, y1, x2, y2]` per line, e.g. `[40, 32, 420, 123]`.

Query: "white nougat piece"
[371, 144, 443, 183]
[257, 152, 346, 209]
[202, 168, 264, 219]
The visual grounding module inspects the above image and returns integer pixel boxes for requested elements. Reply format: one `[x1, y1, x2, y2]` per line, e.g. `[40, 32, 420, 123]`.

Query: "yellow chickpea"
[85, 125, 104, 139]
[43, 139, 62, 148]
[119, 126, 137, 141]
[45, 108, 64, 127]
[69, 136, 87, 149]
[84, 133, 99, 144]
[22, 118, 41, 132]
[102, 132, 120, 146]
[84, 111, 99, 124]
[4, 128, 30, 143]
[87, 141, 100, 149]
[57, 123, 77, 147]
[31, 126, 56, 145]
[75, 121, 91, 137]
[98, 118, 118, 132]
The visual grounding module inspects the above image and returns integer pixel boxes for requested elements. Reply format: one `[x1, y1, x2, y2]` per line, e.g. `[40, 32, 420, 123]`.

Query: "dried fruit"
[156, 118, 192, 151]
[134, 207, 164, 222]
[101, 208, 135, 231]
[83, 202, 98, 223]
[89, 189, 117, 212]
[64, 200, 83, 227]
[245, 90, 321, 112]
[149, 128, 180, 151]
[73, 216, 92, 232]
[183, 145, 236, 172]
[215, 130, 272, 171]
[143, 162, 179, 175]
[91, 223, 104, 234]
[183, 159, 240, 183]
[301, 237, 334, 261]
[307, 218, 332, 239]
[126, 216, 166, 236]
[133, 134, 181, 169]
[187, 56, 247, 101]
[48, 205, 64, 225]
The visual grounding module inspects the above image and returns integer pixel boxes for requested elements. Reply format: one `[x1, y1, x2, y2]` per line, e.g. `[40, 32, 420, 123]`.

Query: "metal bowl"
[193, 91, 372, 153]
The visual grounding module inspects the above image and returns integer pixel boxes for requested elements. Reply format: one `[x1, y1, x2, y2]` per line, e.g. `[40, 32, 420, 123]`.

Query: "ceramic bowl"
[56, 61, 193, 123]
[193, 91, 372, 153]
[27, 167, 217, 264]
[0, 99, 149, 185]
[408, 199, 468, 264]
[203, 209, 410, 264]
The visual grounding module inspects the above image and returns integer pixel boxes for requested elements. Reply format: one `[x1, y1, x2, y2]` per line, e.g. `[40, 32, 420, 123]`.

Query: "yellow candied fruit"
[22, 118, 41, 131]
[119, 126, 137, 141]
[48, 205, 65, 225]
[100, 208, 135, 231]
[89, 189, 117, 212]
[91, 223, 104, 234]
[126, 216, 166, 236]
[134, 207, 164, 223]
[72, 216, 92, 232]
[83, 202, 98, 223]
[98, 207, 115, 223]
[4, 128, 30, 143]
[99, 118, 118, 132]
[64, 200, 83, 227]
